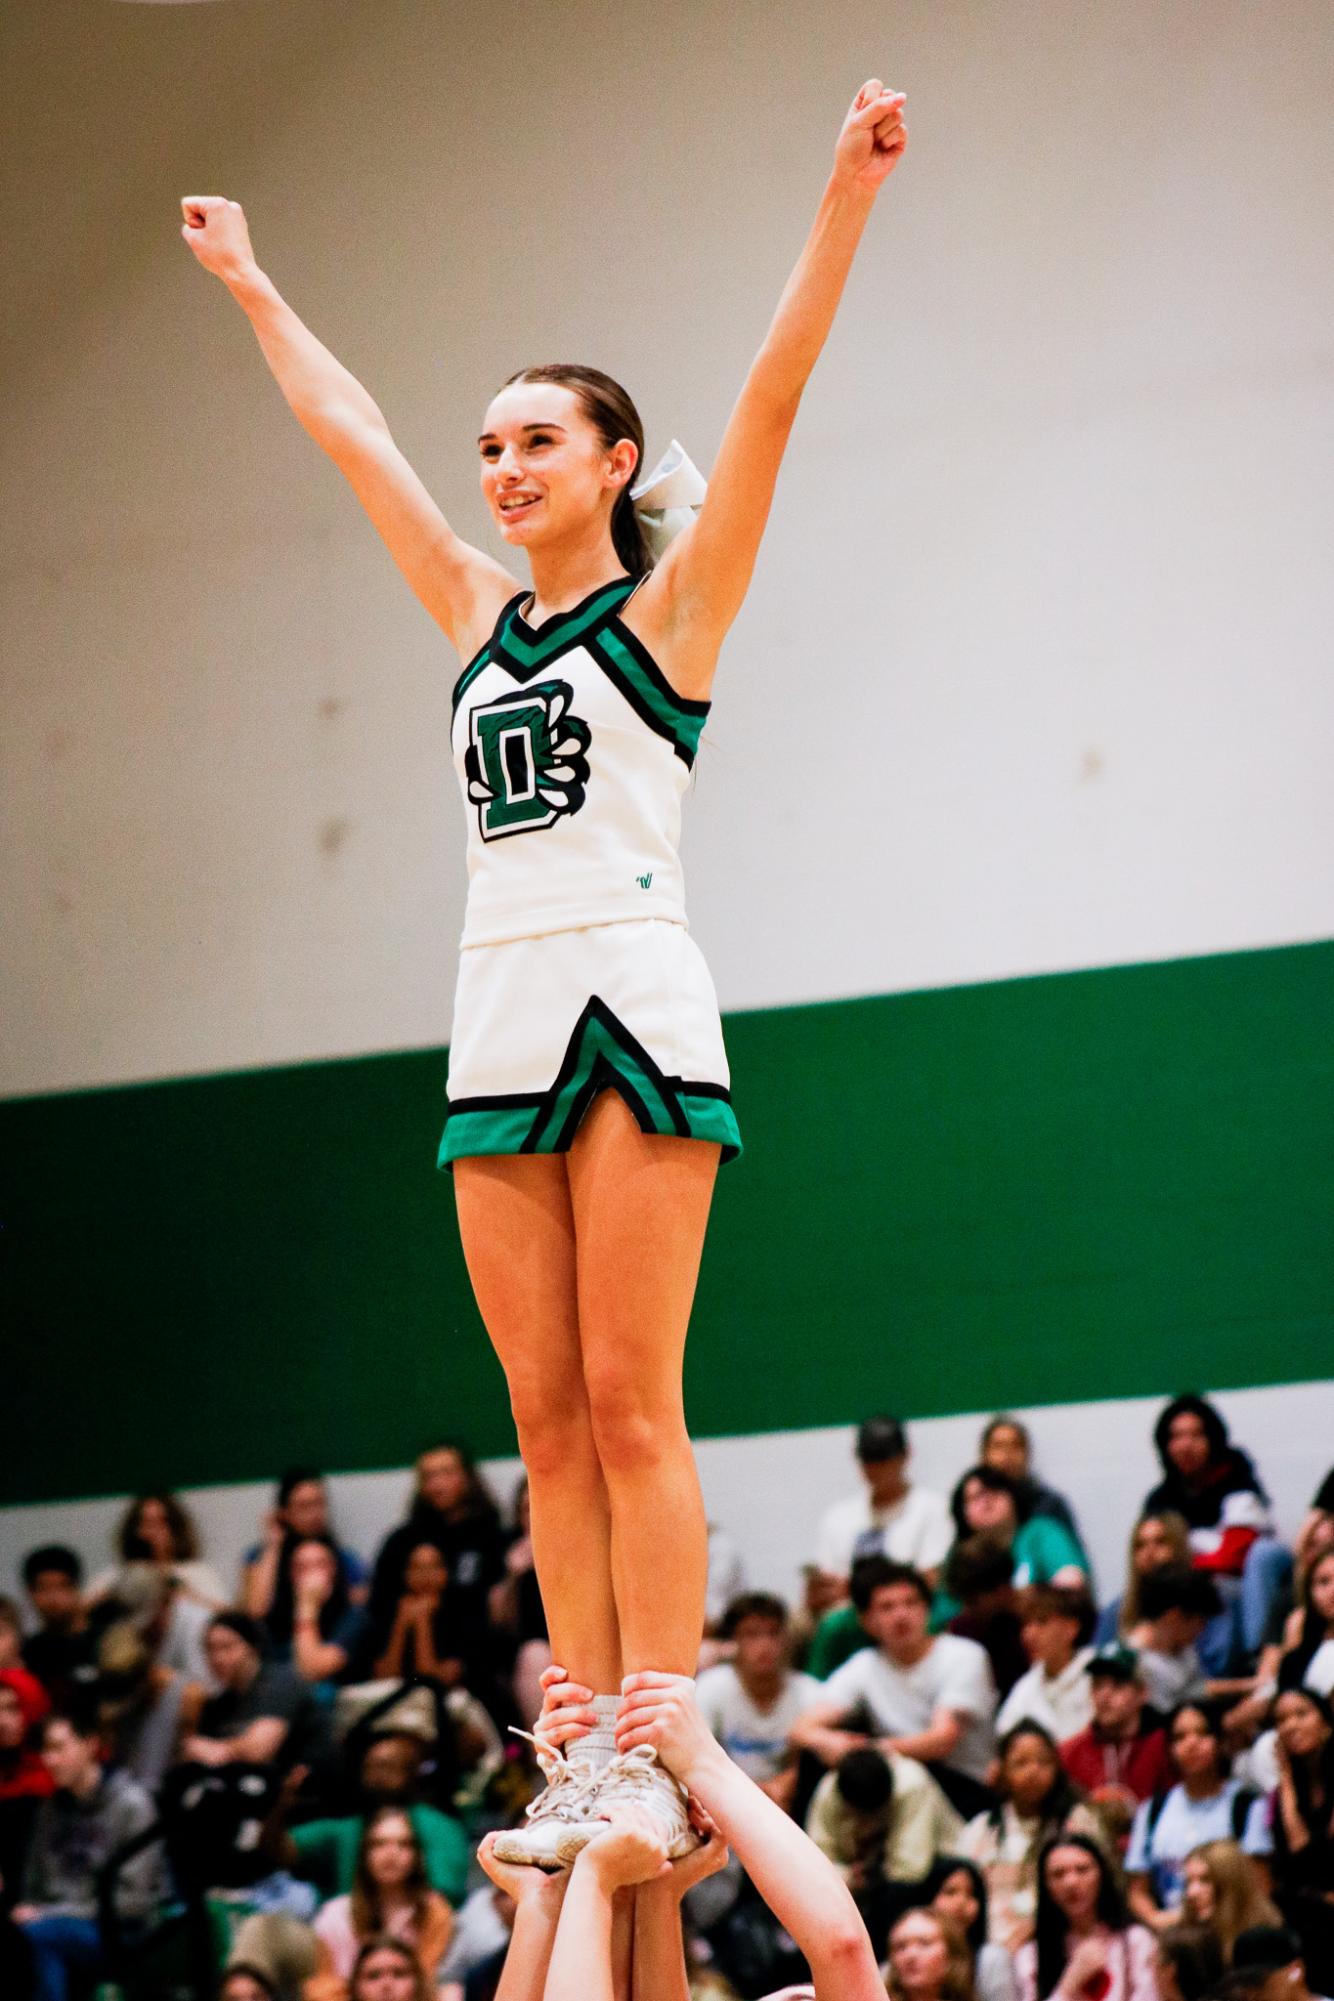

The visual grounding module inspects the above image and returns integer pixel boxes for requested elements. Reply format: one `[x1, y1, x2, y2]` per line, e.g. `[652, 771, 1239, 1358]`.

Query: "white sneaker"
[555, 1743, 699, 1868]
[490, 1732, 608, 1871]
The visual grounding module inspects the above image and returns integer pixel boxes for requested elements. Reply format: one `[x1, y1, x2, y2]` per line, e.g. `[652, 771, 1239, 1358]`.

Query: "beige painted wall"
[4, 0, 1333, 1096]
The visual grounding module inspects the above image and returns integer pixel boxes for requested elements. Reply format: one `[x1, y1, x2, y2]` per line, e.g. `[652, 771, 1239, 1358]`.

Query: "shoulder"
[694, 1663, 736, 1703]
[933, 1632, 991, 1677]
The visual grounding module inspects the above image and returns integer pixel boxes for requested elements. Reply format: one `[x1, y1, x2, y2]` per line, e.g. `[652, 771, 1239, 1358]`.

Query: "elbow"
[819, 1918, 875, 1977]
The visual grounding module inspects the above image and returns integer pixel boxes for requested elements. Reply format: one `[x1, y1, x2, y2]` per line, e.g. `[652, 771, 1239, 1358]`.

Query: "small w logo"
[635, 872, 653, 890]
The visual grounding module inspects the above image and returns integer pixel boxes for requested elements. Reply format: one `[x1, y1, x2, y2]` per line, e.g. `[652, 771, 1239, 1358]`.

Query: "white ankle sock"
[582, 1693, 620, 1769]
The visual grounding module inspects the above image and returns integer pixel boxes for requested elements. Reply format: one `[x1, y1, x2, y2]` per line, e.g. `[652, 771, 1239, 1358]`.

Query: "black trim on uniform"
[588, 634, 696, 769]
[510, 576, 635, 641]
[604, 613, 712, 716]
[450, 591, 528, 714]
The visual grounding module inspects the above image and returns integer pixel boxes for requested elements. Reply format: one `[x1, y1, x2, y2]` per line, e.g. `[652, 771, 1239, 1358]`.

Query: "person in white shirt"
[695, 1593, 820, 1810]
[997, 1585, 1098, 1743]
[815, 1417, 954, 1592]
[792, 1558, 998, 1818]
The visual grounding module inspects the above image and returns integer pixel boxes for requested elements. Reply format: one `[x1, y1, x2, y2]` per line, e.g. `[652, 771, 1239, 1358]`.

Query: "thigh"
[566, 1091, 718, 1400]
[453, 1153, 582, 1399]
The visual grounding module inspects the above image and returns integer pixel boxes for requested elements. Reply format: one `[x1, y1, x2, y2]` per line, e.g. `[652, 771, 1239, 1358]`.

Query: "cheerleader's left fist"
[834, 78, 908, 191]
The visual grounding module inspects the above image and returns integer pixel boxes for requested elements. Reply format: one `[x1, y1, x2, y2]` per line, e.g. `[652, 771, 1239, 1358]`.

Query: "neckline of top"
[511, 574, 637, 637]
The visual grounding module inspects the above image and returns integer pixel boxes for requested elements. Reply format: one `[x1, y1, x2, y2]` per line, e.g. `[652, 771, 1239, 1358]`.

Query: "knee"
[585, 1367, 686, 1478]
[508, 1376, 595, 1482]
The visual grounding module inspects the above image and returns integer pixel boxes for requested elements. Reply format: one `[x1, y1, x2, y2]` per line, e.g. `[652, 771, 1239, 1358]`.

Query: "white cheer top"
[450, 577, 709, 947]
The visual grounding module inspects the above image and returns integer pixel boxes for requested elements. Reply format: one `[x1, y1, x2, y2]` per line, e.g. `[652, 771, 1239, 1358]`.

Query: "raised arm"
[618, 1674, 885, 2000]
[179, 197, 516, 658]
[626, 79, 907, 698]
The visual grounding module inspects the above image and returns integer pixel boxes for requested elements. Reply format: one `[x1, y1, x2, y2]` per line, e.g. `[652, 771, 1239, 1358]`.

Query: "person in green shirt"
[274, 1729, 469, 1908]
[933, 1465, 1089, 1626]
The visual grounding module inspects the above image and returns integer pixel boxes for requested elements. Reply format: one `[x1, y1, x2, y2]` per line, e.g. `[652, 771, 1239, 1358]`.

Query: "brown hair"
[1186, 1841, 1281, 1963]
[1120, 1511, 1191, 1635]
[350, 1936, 432, 2001]
[501, 364, 653, 577]
[117, 1492, 200, 1563]
[886, 1909, 976, 2001]
[350, 1808, 431, 1942]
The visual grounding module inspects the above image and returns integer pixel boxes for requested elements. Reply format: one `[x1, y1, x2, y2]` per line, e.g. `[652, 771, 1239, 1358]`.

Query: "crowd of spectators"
[0, 1399, 1330, 2001]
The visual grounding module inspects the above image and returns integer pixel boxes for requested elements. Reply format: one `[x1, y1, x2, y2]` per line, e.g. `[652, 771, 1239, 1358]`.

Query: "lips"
[498, 492, 542, 518]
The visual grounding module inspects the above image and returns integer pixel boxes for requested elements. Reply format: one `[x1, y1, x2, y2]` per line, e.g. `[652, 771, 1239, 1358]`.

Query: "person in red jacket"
[1059, 1648, 1171, 1850]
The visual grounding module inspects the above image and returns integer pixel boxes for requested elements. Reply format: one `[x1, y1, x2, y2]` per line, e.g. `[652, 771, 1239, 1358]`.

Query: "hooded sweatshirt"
[22, 1767, 164, 1919]
[1142, 1396, 1271, 1577]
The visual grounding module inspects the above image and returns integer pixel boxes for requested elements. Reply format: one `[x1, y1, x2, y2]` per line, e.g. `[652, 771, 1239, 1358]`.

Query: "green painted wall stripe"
[4, 941, 1332, 1506]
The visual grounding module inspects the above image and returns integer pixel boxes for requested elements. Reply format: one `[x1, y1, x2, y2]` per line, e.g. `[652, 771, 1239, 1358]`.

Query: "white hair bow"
[631, 439, 707, 559]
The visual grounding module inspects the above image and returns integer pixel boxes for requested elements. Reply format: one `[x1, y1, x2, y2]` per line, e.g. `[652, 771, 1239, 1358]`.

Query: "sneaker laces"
[591, 1743, 687, 1824]
[509, 1726, 607, 1826]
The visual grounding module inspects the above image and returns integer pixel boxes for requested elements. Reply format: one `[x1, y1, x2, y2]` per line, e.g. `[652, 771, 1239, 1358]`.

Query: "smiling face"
[1045, 1843, 1102, 1926]
[891, 1911, 952, 1997]
[478, 380, 636, 555]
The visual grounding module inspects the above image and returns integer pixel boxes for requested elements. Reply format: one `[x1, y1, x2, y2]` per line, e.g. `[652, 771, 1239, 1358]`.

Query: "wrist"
[225, 262, 271, 307]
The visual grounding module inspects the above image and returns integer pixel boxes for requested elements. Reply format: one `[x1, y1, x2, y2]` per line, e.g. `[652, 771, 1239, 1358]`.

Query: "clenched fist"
[834, 78, 908, 191]
[180, 196, 258, 284]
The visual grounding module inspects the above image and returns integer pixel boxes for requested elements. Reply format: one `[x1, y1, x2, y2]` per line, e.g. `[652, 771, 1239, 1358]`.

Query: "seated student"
[363, 1543, 497, 1712]
[90, 1492, 229, 1612]
[366, 1445, 505, 1643]
[936, 1470, 1089, 1626]
[0, 1669, 53, 1921]
[1127, 1567, 1221, 1716]
[1154, 1923, 1225, 2001]
[885, 1905, 978, 2001]
[19, 1547, 99, 1711]
[791, 1557, 999, 1818]
[93, 1595, 187, 1798]
[273, 1726, 469, 1909]
[804, 1553, 888, 1681]
[959, 1723, 1103, 1952]
[306, 1808, 453, 2000]
[1142, 1397, 1288, 1658]
[1013, 1833, 1157, 2001]
[925, 1855, 1022, 2001]
[242, 1470, 369, 1625]
[1277, 1549, 1334, 1701]
[1231, 1927, 1328, 2001]
[1059, 1647, 1172, 1844]
[805, 1745, 963, 1954]
[945, 1537, 1030, 1703]
[814, 1418, 954, 1600]
[695, 1592, 821, 1810]
[1180, 1840, 1281, 1965]
[1268, 1685, 1334, 1994]
[13, 1710, 166, 2000]
[100, 1555, 213, 1686]
[181, 1612, 317, 1773]
[1095, 1515, 1192, 1649]
[275, 1540, 367, 1688]
[996, 1587, 1097, 1743]
[348, 1935, 432, 2001]
[1125, 1700, 1271, 1932]
[979, 1419, 1085, 1556]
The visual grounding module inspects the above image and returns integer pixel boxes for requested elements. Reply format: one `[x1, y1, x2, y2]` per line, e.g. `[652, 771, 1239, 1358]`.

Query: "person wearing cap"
[1059, 1647, 1172, 1845]
[814, 1417, 953, 1594]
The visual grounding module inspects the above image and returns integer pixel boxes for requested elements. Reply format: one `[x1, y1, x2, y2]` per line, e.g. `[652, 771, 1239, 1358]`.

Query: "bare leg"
[454, 1153, 621, 1693]
[567, 1092, 718, 1677]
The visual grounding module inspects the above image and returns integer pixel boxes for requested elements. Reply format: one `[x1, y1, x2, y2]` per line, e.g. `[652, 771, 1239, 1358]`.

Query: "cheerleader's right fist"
[180, 196, 257, 283]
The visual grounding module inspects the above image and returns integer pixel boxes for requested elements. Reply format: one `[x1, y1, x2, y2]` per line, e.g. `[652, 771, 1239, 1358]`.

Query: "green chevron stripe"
[594, 626, 708, 761]
[501, 580, 636, 669]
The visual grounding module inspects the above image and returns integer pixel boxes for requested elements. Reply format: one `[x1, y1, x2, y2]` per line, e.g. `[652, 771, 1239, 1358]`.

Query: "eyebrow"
[477, 422, 568, 445]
